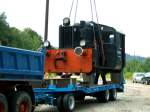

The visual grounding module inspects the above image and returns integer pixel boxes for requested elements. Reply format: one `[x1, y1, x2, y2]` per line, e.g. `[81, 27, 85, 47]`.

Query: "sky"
[0, 0, 150, 57]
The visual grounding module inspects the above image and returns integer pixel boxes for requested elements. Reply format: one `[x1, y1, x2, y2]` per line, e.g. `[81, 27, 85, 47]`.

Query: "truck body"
[0, 46, 44, 81]
[0, 46, 44, 112]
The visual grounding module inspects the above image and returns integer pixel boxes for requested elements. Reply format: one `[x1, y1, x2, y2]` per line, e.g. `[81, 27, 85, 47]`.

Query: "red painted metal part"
[44, 48, 92, 73]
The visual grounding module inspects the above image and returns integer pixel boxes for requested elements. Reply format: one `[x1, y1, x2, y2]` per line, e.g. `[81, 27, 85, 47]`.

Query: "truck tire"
[56, 95, 64, 112]
[96, 90, 109, 103]
[0, 93, 8, 112]
[10, 91, 32, 112]
[63, 94, 75, 112]
[109, 89, 117, 101]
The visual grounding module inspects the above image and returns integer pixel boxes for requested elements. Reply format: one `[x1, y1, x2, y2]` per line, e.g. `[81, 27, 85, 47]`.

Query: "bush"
[124, 72, 132, 80]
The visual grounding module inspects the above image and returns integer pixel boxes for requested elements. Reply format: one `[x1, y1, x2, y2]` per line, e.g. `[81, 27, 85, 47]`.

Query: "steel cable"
[74, 0, 78, 23]
[69, 0, 75, 18]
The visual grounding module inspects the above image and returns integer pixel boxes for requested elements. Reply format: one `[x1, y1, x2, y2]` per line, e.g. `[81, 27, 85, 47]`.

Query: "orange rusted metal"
[44, 48, 92, 73]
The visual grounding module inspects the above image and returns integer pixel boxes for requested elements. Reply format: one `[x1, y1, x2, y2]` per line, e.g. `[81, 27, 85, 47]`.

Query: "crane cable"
[90, 0, 105, 65]
[90, 0, 94, 21]
[69, 0, 75, 18]
[93, 0, 99, 23]
[94, 0, 105, 65]
[68, 0, 105, 65]
[90, 0, 96, 47]
[68, 0, 78, 24]
[74, 0, 78, 23]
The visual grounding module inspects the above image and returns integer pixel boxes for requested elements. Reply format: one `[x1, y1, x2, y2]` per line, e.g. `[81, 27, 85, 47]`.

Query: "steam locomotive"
[45, 18, 125, 85]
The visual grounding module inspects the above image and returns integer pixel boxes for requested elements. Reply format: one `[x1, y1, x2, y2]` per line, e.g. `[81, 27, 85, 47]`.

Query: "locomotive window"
[109, 34, 115, 44]
[102, 32, 115, 44]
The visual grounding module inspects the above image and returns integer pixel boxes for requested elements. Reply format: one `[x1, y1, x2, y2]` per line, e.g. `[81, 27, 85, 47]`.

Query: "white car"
[132, 72, 145, 83]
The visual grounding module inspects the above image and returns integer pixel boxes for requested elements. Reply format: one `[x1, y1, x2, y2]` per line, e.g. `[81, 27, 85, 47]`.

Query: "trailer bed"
[34, 83, 123, 94]
[33, 78, 124, 104]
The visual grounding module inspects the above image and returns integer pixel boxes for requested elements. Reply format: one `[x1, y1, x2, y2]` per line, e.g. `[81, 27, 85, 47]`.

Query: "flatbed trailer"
[33, 78, 124, 112]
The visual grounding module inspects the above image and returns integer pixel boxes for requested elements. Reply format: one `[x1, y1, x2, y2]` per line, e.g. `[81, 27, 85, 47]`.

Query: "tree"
[0, 12, 43, 50]
[23, 28, 43, 50]
[124, 59, 144, 73]
[0, 13, 10, 45]
[9, 27, 24, 48]
[142, 57, 150, 72]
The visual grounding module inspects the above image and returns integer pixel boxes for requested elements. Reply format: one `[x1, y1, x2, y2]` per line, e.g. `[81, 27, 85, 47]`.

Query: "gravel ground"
[34, 81, 150, 112]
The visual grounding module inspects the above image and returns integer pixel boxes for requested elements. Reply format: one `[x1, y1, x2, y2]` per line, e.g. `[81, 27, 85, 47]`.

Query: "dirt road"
[35, 81, 150, 112]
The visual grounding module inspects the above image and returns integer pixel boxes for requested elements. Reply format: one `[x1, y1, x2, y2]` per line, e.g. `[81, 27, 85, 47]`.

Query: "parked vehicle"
[141, 72, 150, 85]
[132, 72, 145, 83]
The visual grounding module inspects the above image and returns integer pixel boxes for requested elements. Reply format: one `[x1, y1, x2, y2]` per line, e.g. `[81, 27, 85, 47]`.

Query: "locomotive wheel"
[0, 93, 8, 112]
[109, 89, 117, 101]
[63, 94, 75, 112]
[10, 91, 32, 112]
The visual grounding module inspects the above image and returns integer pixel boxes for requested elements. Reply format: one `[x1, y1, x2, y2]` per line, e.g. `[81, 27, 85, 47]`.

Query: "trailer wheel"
[97, 90, 109, 103]
[109, 89, 117, 101]
[0, 93, 8, 112]
[75, 95, 85, 102]
[63, 94, 75, 112]
[56, 96, 64, 112]
[10, 91, 32, 112]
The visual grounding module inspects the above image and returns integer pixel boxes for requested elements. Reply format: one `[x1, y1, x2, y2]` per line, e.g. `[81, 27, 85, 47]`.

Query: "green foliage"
[124, 59, 144, 73]
[0, 13, 42, 50]
[22, 28, 43, 50]
[124, 57, 150, 80]
[0, 13, 10, 45]
[124, 72, 132, 80]
[124, 57, 150, 73]
[142, 57, 150, 72]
